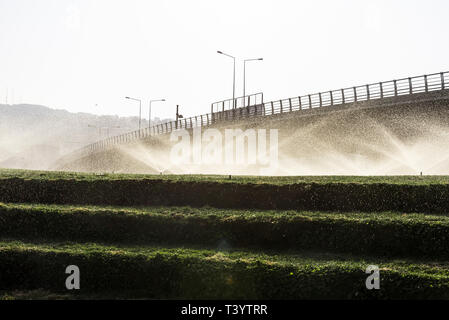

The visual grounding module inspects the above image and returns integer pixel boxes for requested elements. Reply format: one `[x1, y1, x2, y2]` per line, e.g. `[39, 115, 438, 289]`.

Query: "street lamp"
[243, 58, 263, 106]
[217, 50, 236, 109]
[125, 96, 142, 131]
[149, 99, 166, 128]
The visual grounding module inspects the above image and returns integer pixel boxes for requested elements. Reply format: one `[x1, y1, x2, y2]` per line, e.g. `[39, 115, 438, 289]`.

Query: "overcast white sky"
[1, 0, 448, 119]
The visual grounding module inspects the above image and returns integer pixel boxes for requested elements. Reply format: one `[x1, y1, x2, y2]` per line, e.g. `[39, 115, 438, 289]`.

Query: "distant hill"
[0, 104, 171, 170]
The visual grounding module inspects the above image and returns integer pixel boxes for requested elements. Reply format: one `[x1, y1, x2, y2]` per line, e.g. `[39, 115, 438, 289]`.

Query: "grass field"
[2, 169, 449, 213]
[0, 169, 449, 299]
[1, 240, 449, 299]
[1, 168, 449, 185]
[1, 203, 449, 259]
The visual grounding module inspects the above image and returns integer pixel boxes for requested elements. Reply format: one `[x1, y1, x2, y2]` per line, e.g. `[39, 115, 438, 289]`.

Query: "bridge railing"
[73, 71, 448, 158]
[264, 71, 448, 116]
[211, 93, 264, 113]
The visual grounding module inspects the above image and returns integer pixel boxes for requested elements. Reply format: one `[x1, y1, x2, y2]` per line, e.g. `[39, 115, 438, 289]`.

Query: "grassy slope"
[2, 169, 449, 213]
[0, 239, 448, 299]
[1, 168, 449, 185]
[1, 202, 449, 259]
[1, 169, 449, 298]
[1, 239, 447, 273]
[0, 202, 449, 227]
[3, 202, 449, 223]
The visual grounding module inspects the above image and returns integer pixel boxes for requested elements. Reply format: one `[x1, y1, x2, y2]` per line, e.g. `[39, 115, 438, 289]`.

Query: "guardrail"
[211, 93, 263, 113]
[74, 71, 449, 158]
[265, 71, 448, 116]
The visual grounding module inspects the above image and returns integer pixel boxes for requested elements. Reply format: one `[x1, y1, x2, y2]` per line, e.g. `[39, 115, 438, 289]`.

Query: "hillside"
[0, 104, 171, 170]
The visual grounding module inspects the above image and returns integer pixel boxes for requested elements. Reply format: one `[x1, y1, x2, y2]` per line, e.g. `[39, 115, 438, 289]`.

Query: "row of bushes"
[1, 205, 449, 259]
[0, 244, 448, 299]
[0, 178, 449, 213]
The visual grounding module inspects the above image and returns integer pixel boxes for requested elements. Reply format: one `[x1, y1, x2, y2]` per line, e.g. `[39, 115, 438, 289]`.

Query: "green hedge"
[0, 242, 448, 299]
[0, 178, 449, 213]
[1, 204, 449, 259]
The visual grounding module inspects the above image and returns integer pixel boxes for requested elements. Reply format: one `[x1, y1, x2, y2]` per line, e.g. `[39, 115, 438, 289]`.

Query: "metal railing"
[211, 93, 264, 113]
[264, 71, 448, 115]
[73, 71, 449, 158]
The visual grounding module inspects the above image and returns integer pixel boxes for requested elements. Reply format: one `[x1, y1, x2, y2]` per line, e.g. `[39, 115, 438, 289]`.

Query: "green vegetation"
[1, 170, 449, 213]
[1, 168, 449, 299]
[0, 240, 449, 299]
[0, 290, 79, 300]
[1, 203, 449, 259]
[1, 168, 449, 185]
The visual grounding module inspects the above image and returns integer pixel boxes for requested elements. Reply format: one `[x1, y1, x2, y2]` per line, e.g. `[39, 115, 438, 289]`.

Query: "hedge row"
[0, 243, 448, 299]
[0, 178, 449, 213]
[1, 205, 449, 259]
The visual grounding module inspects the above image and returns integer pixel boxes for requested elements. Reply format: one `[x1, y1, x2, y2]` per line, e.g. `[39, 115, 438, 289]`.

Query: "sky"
[0, 0, 448, 120]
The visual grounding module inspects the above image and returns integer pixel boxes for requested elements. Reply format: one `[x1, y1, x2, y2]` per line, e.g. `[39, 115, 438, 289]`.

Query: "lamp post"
[149, 99, 166, 128]
[217, 50, 236, 109]
[243, 58, 263, 106]
[125, 96, 142, 131]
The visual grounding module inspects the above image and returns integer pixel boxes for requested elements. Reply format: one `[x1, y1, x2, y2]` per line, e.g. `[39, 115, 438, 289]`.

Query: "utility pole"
[175, 105, 183, 129]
